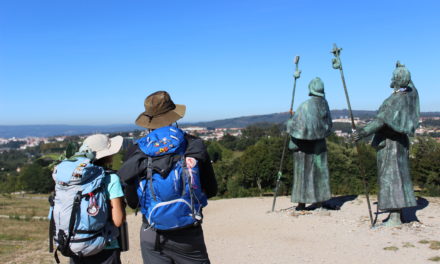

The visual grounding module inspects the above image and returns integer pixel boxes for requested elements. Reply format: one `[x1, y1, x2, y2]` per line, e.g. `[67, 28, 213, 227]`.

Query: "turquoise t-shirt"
[103, 173, 124, 249]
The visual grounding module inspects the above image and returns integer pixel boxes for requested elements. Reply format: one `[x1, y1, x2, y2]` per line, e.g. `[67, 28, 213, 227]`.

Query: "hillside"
[189, 109, 439, 128]
[1, 110, 439, 138]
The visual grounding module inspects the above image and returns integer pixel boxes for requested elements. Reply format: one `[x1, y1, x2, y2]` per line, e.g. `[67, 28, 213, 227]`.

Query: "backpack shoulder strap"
[180, 156, 187, 196]
[54, 191, 82, 262]
[48, 194, 55, 253]
[146, 157, 157, 201]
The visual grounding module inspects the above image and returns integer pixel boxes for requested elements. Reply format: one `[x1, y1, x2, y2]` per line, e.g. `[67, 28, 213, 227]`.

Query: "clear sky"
[0, 0, 439, 125]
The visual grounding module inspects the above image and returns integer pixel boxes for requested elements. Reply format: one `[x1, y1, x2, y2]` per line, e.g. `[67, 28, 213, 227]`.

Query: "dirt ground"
[121, 195, 440, 264]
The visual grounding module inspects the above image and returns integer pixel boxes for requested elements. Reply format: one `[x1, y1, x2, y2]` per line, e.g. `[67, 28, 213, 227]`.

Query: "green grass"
[0, 233, 30, 241]
[420, 240, 431, 244]
[0, 218, 51, 263]
[40, 153, 62, 160]
[0, 193, 53, 262]
[429, 256, 440, 262]
[0, 244, 19, 255]
[403, 242, 415, 248]
[383, 246, 399, 251]
[0, 193, 49, 218]
[430, 241, 440, 250]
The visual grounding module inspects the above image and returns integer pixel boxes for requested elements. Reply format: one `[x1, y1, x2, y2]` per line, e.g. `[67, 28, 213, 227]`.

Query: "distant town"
[1, 115, 440, 152]
[0, 127, 242, 152]
[332, 116, 440, 140]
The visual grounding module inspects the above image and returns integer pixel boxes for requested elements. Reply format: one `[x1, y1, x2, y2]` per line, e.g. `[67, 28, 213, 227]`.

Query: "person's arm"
[185, 134, 218, 198]
[198, 159, 218, 198]
[107, 174, 126, 227]
[122, 178, 139, 209]
[110, 197, 125, 227]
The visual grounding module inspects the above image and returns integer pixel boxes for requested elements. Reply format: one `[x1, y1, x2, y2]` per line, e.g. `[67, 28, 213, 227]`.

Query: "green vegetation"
[0, 194, 53, 263]
[0, 138, 125, 194]
[0, 123, 439, 199]
[210, 124, 378, 198]
[0, 193, 49, 217]
[411, 137, 440, 196]
[383, 246, 399, 251]
[430, 241, 440, 250]
[207, 123, 440, 199]
[429, 256, 440, 262]
[402, 242, 415, 248]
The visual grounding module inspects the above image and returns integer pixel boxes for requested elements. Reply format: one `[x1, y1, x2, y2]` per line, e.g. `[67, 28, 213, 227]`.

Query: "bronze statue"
[287, 77, 333, 210]
[354, 62, 419, 226]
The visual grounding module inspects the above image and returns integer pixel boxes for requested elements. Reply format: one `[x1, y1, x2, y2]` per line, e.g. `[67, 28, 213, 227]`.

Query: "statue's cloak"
[289, 96, 332, 140]
[376, 84, 420, 136]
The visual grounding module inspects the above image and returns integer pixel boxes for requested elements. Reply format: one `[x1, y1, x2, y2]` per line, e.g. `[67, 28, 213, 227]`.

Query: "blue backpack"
[49, 155, 117, 262]
[137, 126, 208, 231]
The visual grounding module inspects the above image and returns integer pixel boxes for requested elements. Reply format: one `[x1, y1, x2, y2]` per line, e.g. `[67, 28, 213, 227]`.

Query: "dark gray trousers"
[140, 223, 210, 264]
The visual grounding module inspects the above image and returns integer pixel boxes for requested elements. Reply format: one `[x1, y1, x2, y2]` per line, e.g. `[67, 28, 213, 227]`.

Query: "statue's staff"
[272, 56, 301, 212]
[331, 44, 374, 227]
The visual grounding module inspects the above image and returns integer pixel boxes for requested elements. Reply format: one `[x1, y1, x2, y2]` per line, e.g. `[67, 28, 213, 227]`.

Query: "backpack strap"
[54, 191, 82, 262]
[147, 157, 157, 201]
[48, 194, 55, 253]
[67, 191, 82, 244]
[180, 157, 187, 196]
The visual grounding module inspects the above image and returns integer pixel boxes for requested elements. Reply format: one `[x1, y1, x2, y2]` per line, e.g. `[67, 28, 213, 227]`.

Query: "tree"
[238, 137, 291, 194]
[235, 123, 284, 151]
[327, 139, 377, 195]
[213, 158, 240, 196]
[19, 163, 54, 193]
[411, 137, 440, 195]
[218, 133, 239, 150]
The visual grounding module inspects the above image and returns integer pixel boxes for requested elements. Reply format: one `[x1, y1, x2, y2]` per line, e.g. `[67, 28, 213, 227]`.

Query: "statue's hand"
[352, 129, 365, 142]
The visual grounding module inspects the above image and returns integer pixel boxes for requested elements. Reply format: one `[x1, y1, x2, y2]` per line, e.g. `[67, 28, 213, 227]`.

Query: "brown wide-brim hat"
[135, 91, 186, 129]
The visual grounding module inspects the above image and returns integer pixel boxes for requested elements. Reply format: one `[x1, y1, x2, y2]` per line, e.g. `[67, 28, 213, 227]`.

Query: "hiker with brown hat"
[118, 91, 217, 264]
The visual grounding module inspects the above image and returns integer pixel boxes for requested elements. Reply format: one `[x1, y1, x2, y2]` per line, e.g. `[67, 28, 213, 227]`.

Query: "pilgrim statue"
[287, 77, 333, 210]
[353, 62, 419, 226]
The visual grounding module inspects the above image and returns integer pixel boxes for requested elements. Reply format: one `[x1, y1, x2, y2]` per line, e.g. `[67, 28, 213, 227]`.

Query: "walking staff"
[272, 56, 301, 212]
[331, 44, 374, 227]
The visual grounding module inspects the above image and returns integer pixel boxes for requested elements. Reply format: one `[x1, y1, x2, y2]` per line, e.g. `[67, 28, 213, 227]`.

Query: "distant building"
[332, 117, 361, 124]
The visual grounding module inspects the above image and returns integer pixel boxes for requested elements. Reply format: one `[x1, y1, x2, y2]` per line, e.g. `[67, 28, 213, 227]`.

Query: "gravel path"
[121, 195, 440, 264]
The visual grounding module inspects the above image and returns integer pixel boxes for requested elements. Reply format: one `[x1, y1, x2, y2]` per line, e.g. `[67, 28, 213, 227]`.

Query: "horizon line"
[1, 109, 440, 126]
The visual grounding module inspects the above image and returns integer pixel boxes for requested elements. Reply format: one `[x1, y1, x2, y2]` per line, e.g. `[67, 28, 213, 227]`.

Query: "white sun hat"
[80, 134, 123, 160]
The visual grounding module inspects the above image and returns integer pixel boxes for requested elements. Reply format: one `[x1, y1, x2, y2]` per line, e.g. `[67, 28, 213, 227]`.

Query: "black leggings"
[69, 249, 121, 264]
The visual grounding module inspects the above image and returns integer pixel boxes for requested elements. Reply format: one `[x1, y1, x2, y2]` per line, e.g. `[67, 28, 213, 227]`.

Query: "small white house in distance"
[183, 126, 207, 132]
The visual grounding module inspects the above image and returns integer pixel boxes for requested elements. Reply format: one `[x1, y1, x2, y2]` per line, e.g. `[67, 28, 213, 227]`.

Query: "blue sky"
[0, 0, 439, 125]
